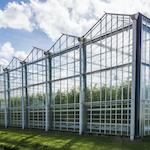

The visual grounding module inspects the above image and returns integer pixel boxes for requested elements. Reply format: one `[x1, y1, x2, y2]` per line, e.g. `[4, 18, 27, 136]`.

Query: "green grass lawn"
[0, 128, 149, 150]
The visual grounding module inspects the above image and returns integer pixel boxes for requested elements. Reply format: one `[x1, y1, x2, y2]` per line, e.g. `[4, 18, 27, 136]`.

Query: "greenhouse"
[0, 12, 150, 140]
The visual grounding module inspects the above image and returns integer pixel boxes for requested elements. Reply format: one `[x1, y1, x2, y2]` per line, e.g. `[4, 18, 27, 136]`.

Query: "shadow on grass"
[0, 128, 150, 150]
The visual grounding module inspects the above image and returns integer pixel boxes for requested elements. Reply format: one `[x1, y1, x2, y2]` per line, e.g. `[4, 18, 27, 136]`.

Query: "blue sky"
[0, 26, 52, 51]
[0, 0, 150, 66]
[0, 0, 52, 63]
[0, 0, 28, 8]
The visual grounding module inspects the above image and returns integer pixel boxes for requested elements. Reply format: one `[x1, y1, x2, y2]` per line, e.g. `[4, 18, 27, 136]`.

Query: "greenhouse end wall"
[140, 15, 150, 136]
[0, 12, 149, 140]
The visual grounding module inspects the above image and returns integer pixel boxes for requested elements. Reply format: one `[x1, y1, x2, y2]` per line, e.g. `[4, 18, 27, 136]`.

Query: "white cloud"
[30, 0, 96, 39]
[0, 0, 97, 40]
[0, 1, 34, 31]
[0, 42, 14, 59]
[91, 0, 150, 17]
[0, 58, 9, 67]
[0, 0, 150, 40]
[15, 50, 28, 60]
[29, 0, 149, 41]
[0, 42, 27, 67]
[24, 0, 150, 40]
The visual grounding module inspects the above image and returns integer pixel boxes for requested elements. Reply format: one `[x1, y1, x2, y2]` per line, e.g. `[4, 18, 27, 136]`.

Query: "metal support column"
[21, 62, 28, 129]
[21, 61, 28, 129]
[3, 68, 10, 128]
[79, 37, 86, 135]
[131, 13, 142, 140]
[21, 62, 25, 129]
[45, 52, 52, 131]
[4, 70, 8, 128]
[24, 62, 28, 128]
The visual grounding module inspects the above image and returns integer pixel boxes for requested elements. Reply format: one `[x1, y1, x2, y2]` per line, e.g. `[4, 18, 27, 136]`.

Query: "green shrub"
[2, 81, 132, 107]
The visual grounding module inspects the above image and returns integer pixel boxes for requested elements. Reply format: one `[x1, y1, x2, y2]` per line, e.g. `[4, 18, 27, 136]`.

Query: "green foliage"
[29, 93, 46, 106]
[0, 98, 4, 108]
[10, 96, 21, 107]
[3, 81, 132, 107]
[53, 81, 132, 104]
[55, 88, 80, 104]
[86, 81, 132, 102]
[10, 93, 46, 107]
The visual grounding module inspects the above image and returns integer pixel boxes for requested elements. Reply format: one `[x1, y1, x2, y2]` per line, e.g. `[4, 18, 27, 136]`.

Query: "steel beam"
[79, 37, 87, 134]
[21, 62, 28, 128]
[20, 62, 29, 129]
[3, 71, 8, 128]
[21, 63, 25, 129]
[84, 25, 132, 45]
[131, 13, 142, 140]
[45, 52, 52, 131]
[25, 62, 29, 128]
[3, 69, 10, 127]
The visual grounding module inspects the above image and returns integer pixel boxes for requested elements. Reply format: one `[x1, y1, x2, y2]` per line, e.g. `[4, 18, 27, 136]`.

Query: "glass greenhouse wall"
[141, 15, 150, 136]
[0, 12, 149, 140]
